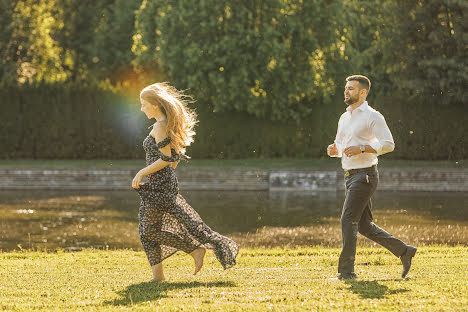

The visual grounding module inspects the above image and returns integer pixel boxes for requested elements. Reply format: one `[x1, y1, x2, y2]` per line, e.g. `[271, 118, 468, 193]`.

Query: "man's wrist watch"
[360, 145, 366, 153]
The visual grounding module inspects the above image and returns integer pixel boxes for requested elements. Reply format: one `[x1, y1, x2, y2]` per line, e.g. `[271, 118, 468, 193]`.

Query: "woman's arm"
[132, 121, 175, 189]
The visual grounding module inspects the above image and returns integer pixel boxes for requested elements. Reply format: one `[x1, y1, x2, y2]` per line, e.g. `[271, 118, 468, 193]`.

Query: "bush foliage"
[1, 0, 466, 160]
[0, 84, 464, 160]
[134, 0, 348, 121]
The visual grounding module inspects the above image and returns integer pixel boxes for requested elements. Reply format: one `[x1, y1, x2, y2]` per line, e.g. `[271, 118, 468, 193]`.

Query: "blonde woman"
[132, 82, 238, 281]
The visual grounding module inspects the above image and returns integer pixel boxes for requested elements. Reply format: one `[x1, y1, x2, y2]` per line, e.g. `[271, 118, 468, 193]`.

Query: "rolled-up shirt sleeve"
[369, 112, 395, 155]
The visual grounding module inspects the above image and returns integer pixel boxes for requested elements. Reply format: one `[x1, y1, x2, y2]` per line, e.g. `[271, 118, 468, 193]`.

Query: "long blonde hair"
[140, 82, 198, 158]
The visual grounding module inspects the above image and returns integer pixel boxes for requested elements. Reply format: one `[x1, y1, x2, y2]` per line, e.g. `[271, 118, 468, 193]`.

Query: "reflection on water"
[0, 190, 466, 251]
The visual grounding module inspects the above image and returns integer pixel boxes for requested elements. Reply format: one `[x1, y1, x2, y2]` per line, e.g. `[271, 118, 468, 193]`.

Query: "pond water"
[0, 190, 466, 251]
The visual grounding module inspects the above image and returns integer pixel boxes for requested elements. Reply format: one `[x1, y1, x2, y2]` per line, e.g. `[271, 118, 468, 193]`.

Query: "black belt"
[344, 165, 376, 176]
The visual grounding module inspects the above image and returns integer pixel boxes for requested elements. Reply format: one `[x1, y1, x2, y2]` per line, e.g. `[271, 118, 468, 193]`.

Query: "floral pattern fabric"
[135, 135, 238, 269]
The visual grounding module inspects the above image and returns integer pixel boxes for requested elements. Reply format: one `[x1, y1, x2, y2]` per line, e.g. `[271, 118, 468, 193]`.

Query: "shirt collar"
[346, 101, 369, 113]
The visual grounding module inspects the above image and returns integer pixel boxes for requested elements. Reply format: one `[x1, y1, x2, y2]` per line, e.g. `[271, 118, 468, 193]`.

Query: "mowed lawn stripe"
[0, 246, 466, 311]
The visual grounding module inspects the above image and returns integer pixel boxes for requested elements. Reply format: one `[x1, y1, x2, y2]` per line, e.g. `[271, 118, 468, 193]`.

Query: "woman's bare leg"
[151, 263, 166, 281]
[190, 247, 206, 275]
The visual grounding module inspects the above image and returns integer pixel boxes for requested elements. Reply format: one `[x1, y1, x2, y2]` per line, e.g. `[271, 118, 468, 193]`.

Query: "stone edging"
[0, 167, 466, 192]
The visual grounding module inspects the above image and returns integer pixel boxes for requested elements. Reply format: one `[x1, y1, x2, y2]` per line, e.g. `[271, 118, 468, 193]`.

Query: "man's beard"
[344, 95, 359, 105]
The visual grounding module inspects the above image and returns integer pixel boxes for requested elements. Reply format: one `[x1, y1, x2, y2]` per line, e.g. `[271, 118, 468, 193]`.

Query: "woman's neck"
[155, 115, 167, 123]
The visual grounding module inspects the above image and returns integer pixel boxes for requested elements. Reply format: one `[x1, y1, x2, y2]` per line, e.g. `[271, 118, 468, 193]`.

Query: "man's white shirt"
[333, 101, 395, 170]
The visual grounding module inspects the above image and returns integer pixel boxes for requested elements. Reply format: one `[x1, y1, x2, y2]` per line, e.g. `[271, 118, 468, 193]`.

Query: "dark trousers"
[338, 166, 408, 273]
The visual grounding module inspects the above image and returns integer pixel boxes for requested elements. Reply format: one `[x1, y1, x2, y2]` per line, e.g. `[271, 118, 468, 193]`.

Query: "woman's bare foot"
[151, 263, 166, 281]
[190, 247, 206, 275]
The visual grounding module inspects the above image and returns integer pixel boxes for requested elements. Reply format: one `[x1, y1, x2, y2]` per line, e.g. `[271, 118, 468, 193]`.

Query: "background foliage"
[134, 0, 348, 120]
[1, 0, 466, 160]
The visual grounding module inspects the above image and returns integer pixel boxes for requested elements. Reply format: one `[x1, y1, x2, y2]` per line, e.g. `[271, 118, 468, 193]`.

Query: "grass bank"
[1, 246, 466, 311]
[0, 158, 464, 169]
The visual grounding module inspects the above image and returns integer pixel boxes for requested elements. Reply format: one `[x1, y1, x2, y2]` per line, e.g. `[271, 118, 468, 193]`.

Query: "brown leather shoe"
[401, 246, 417, 278]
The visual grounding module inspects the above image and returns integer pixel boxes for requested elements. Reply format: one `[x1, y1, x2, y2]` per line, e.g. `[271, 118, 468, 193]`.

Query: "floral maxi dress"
[135, 135, 238, 269]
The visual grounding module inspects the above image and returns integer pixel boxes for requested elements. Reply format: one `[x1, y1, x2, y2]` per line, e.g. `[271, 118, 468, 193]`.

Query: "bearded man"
[327, 75, 417, 280]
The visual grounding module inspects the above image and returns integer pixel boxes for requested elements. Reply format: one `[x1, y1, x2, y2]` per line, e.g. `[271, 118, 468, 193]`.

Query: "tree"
[400, 0, 467, 106]
[134, 0, 347, 121]
[0, 0, 65, 83]
[346, 0, 467, 106]
[86, 0, 142, 86]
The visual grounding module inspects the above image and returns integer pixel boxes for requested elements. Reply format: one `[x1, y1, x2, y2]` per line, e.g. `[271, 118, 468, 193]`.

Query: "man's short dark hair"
[346, 75, 371, 94]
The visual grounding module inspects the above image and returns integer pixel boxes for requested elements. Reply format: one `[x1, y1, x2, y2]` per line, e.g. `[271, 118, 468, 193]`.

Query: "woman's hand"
[132, 170, 145, 189]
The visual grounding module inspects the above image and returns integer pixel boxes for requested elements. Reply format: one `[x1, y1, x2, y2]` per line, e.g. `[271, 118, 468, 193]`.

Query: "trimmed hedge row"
[1, 84, 465, 160]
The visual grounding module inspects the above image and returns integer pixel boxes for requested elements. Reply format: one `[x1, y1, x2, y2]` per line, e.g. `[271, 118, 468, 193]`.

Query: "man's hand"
[327, 143, 338, 157]
[343, 146, 361, 158]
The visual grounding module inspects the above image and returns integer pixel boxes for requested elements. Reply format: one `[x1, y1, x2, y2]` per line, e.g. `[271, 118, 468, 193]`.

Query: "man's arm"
[328, 116, 344, 158]
[343, 144, 376, 157]
[369, 112, 395, 155]
[343, 111, 394, 158]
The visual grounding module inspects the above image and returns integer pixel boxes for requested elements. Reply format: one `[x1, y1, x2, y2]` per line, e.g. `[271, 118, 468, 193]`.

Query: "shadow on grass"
[105, 280, 237, 306]
[345, 280, 409, 299]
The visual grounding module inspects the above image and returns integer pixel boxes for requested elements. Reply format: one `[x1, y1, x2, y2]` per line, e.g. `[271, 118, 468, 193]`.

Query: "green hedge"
[1, 84, 145, 159]
[1, 84, 465, 160]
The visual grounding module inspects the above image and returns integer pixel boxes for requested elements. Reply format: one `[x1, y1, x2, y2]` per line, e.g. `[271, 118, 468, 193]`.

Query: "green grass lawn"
[0, 158, 464, 169]
[1, 246, 466, 311]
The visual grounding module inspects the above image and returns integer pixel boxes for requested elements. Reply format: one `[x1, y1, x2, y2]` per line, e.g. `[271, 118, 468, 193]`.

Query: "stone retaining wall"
[0, 167, 466, 192]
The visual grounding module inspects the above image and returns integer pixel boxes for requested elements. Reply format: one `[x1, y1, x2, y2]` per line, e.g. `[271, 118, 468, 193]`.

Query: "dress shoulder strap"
[156, 136, 172, 149]
[159, 149, 180, 163]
